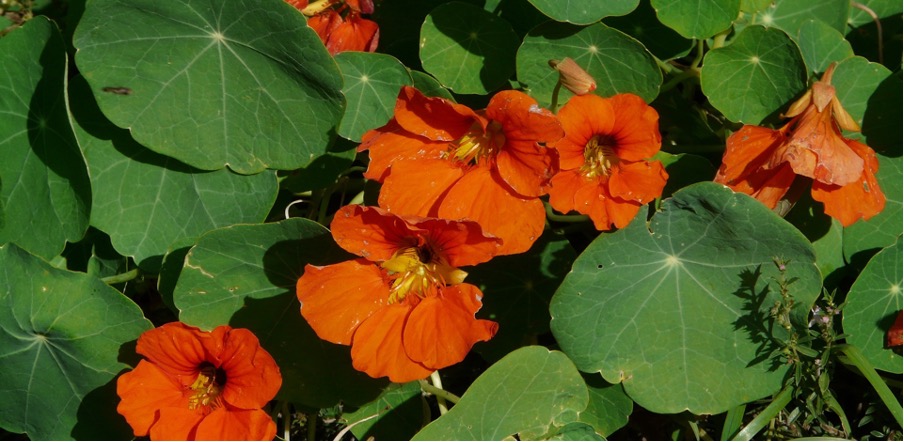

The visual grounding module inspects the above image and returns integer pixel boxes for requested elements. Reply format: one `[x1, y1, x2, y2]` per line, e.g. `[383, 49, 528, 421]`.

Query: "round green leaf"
[843, 155, 903, 268]
[550, 182, 822, 414]
[517, 22, 661, 108]
[604, 0, 693, 61]
[336, 52, 413, 142]
[577, 374, 633, 437]
[701, 25, 807, 125]
[410, 70, 454, 100]
[70, 76, 277, 272]
[784, 195, 846, 289]
[548, 422, 605, 440]
[832, 56, 892, 129]
[650, 0, 738, 39]
[73, 0, 344, 173]
[0, 243, 152, 440]
[412, 346, 589, 440]
[527, 0, 639, 25]
[173, 218, 385, 407]
[343, 382, 426, 441]
[0, 17, 90, 260]
[419, 1, 520, 94]
[848, 0, 902, 28]
[842, 236, 903, 374]
[741, 0, 773, 14]
[754, 0, 850, 35]
[796, 19, 854, 74]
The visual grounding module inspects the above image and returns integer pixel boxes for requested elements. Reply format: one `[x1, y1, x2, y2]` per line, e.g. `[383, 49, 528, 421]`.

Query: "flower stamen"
[446, 121, 505, 165]
[582, 134, 620, 178]
[188, 363, 224, 410]
[381, 245, 466, 303]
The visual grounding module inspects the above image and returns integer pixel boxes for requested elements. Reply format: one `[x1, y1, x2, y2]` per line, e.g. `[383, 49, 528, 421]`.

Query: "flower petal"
[402, 284, 497, 369]
[117, 360, 187, 437]
[379, 159, 465, 217]
[201, 327, 282, 410]
[394, 86, 480, 141]
[296, 259, 389, 345]
[723, 162, 797, 209]
[811, 139, 886, 226]
[494, 139, 558, 197]
[323, 13, 379, 54]
[330, 204, 425, 261]
[193, 408, 277, 441]
[608, 94, 662, 162]
[149, 406, 206, 441]
[406, 217, 501, 267]
[359, 119, 447, 181]
[437, 166, 546, 255]
[551, 170, 641, 230]
[548, 169, 584, 214]
[135, 322, 207, 384]
[556, 95, 615, 170]
[350, 302, 433, 383]
[716, 125, 786, 185]
[608, 160, 668, 204]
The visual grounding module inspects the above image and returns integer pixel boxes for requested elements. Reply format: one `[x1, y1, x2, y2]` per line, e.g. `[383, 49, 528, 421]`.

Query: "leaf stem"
[545, 202, 590, 223]
[732, 384, 793, 440]
[836, 344, 903, 427]
[101, 268, 140, 285]
[549, 81, 563, 113]
[419, 375, 461, 407]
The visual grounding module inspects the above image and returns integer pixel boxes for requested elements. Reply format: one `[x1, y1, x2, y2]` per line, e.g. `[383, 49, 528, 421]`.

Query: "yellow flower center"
[581, 134, 619, 178]
[446, 121, 505, 165]
[381, 244, 466, 304]
[188, 363, 224, 410]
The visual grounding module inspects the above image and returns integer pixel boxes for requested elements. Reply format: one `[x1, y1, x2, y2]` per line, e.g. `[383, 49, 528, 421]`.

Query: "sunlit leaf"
[336, 52, 412, 142]
[796, 20, 854, 74]
[576, 374, 633, 437]
[753, 0, 849, 34]
[0, 243, 152, 440]
[550, 182, 822, 414]
[832, 57, 892, 129]
[0, 17, 90, 260]
[650, 0, 738, 39]
[842, 236, 903, 374]
[73, 0, 344, 173]
[412, 346, 588, 440]
[527, 0, 639, 25]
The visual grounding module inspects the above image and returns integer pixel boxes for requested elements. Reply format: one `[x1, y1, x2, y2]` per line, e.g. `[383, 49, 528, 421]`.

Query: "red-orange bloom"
[116, 322, 282, 441]
[548, 93, 668, 230]
[360, 86, 564, 255]
[296, 205, 500, 383]
[288, 0, 379, 55]
[715, 64, 885, 226]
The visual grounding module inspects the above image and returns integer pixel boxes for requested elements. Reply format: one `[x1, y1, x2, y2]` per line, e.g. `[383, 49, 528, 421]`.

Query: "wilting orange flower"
[288, 0, 379, 55]
[116, 322, 282, 441]
[548, 93, 668, 230]
[296, 205, 500, 383]
[359, 86, 564, 255]
[715, 64, 885, 226]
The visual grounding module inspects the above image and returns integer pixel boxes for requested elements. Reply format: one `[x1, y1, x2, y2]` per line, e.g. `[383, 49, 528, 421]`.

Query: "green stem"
[690, 39, 706, 71]
[549, 81, 562, 113]
[545, 202, 589, 223]
[419, 378, 461, 405]
[711, 28, 731, 50]
[720, 403, 746, 440]
[732, 384, 793, 441]
[653, 56, 681, 75]
[101, 268, 140, 285]
[837, 344, 903, 427]
[659, 69, 699, 94]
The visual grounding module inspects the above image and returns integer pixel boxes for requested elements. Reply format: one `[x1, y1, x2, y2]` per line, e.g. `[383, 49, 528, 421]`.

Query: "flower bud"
[549, 58, 596, 95]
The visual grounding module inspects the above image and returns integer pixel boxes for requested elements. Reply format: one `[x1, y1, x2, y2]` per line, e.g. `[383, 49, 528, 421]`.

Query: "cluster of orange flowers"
[287, 0, 379, 55]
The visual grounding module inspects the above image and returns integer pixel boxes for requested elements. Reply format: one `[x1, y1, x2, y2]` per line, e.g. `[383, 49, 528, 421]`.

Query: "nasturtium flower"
[715, 63, 885, 226]
[296, 204, 500, 383]
[116, 322, 282, 441]
[360, 86, 564, 255]
[288, 0, 379, 55]
[547, 93, 668, 230]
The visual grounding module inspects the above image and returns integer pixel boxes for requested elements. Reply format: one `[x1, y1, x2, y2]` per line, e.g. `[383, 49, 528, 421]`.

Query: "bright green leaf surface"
[517, 22, 661, 108]
[0, 17, 90, 260]
[740, 0, 773, 13]
[469, 232, 576, 363]
[796, 20, 854, 74]
[70, 76, 277, 272]
[410, 70, 454, 100]
[701, 25, 807, 124]
[754, 0, 850, 35]
[173, 218, 385, 407]
[604, 0, 694, 61]
[528, 0, 639, 25]
[848, 0, 902, 28]
[73, 0, 344, 173]
[548, 422, 605, 440]
[832, 57, 892, 128]
[650, 0, 738, 39]
[344, 382, 426, 441]
[577, 374, 633, 437]
[0, 243, 152, 440]
[843, 155, 903, 268]
[550, 182, 822, 414]
[420, 2, 520, 94]
[842, 236, 903, 374]
[336, 52, 412, 142]
[413, 346, 588, 440]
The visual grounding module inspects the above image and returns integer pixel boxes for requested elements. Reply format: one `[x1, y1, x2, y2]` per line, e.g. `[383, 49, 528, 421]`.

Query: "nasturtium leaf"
[701, 25, 807, 125]
[497, 0, 550, 37]
[69, 76, 277, 272]
[832, 57, 892, 129]
[62, 227, 130, 280]
[796, 20, 854, 74]
[842, 236, 903, 374]
[604, 0, 693, 61]
[550, 182, 822, 414]
[754, 0, 849, 35]
[468, 232, 576, 363]
[410, 70, 454, 100]
[653, 152, 717, 199]
[848, 0, 902, 28]
[527, 0, 639, 25]
[517, 22, 661, 108]
[784, 195, 846, 289]
[650, 0, 738, 39]
[336, 52, 413, 142]
[173, 218, 385, 407]
[576, 374, 633, 438]
[420, 2, 520, 94]
[344, 382, 426, 441]
[860, 71, 902, 157]
[73, 0, 344, 173]
[0, 243, 152, 440]
[412, 346, 589, 440]
[740, 0, 772, 14]
[0, 17, 90, 260]
[843, 155, 903, 268]
[547, 422, 605, 440]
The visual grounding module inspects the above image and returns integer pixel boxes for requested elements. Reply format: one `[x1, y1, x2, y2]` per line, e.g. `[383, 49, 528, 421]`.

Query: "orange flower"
[715, 64, 885, 226]
[548, 93, 668, 230]
[296, 205, 500, 383]
[289, 0, 379, 55]
[116, 322, 282, 441]
[359, 86, 564, 255]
